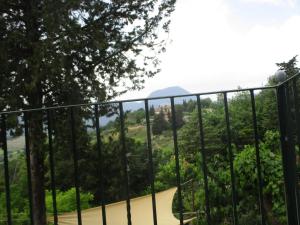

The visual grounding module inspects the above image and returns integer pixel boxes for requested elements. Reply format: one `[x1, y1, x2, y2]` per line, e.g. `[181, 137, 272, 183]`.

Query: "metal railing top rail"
[0, 72, 299, 115]
[279, 72, 300, 86]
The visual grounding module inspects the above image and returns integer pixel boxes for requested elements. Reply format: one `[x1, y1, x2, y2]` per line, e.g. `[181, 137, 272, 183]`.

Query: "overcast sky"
[120, 0, 300, 100]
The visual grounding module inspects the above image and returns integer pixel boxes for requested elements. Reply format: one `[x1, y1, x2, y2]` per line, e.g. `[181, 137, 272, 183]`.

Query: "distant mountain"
[100, 86, 192, 126]
[124, 86, 192, 111]
[148, 86, 190, 98]
[147, 86, 192, 106]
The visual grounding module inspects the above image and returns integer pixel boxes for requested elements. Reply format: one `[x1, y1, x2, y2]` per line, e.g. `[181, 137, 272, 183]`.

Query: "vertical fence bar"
[250, 90, 266, 225]
[144, 100, 158, 225]
[292, 79, 300, 221]
[223, 92, 238, 225]
[24, 112, 34, 225]
[47, 110, 58, 225]
[196, 95, 211, 225]
[1, 114, 12, 225]
[69, 107, 82, 225]
[119, 102, 132, 225]
[277, 84, 299, 225]
[94, 104, 107, 225]
[292, 79, 300, 152]
[170, 97, 184, 225]
[191, 180, 195, 212]
[286, 82, 300, 224]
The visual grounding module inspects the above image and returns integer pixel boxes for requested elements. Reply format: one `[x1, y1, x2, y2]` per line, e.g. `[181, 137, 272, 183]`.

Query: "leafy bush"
[234, 131, 286, 224]
[45, 188, 94, 214]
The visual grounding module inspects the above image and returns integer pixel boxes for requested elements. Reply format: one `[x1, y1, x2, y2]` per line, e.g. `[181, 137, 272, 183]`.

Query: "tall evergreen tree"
[152, 108, 169, 135]
[167, 104, 184, 128]
[276, 56, 299, 78]
[149, 105, 155, 116]
[0, 1, 176, 224]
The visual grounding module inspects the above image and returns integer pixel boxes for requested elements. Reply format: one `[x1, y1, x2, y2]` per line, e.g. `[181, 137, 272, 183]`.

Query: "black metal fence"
[0, 72, 300, 225]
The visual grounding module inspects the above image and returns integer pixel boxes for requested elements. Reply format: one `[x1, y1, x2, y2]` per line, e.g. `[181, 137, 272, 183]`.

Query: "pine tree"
[152, 108, 169, 135]
[167, 105, 184, 128]
[149, 105, 155, 116]
[276, 56, 299, 78]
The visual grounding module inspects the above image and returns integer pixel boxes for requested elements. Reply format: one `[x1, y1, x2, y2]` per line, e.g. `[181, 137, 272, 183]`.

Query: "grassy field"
[7, 136, 25, 151]
[0, 136, 25, 161]
[127, 125, 147, 142]
[127, 125, 174, 152]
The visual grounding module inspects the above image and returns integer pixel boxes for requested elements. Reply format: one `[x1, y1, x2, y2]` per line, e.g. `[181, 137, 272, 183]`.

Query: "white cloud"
[241, 0, 281, 4]
[241, 0, 296, 7]
[120, 0, 300, 100]
[288, 0, 297, 7]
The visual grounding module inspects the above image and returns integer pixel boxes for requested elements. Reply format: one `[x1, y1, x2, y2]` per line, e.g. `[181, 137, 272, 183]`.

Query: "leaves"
[45, 188, 93, 214]
[0, 0, 177, 109]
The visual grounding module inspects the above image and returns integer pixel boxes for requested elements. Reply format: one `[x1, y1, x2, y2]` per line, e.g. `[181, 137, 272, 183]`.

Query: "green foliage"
[255, 89, 279, 136]
[0, 154, 31, 225]
[152, 109, 170, 135]
[152, 130, 174, 152]
[45, 188, 93, 214]
[3, 150, 87, 225]
[228, 92, 253, 147]
[74, 134, 150, 203]
[126, 108, 145, 125]
[176, 78, 292, 224]
[234, 131, 286, 224]
[268, 56, 299, 85]
[0, 0, 177, 109]
[174, 105, 185, 128]
[149, 105, 155, 116]
[182, 99, 199, 112]
[127, 125, 147, 143]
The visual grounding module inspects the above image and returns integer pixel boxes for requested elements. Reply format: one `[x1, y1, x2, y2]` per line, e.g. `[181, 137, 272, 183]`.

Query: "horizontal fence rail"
[0, 72, 299, 225]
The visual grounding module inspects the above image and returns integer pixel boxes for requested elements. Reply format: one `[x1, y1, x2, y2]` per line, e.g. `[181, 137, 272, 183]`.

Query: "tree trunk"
[26, 89, 47, 225]
[264, 196, 284, 225]
[23, 0, 47, 223]
[28, 111, 47, 225]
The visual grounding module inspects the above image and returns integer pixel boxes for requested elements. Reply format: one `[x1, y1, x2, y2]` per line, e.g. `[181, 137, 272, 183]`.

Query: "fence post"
[277, 84, 299, 225]
[1, 115, 12, 225]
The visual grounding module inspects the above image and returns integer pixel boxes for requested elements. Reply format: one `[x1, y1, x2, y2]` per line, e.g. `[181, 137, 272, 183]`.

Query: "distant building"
[154, 105, 171, 121]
